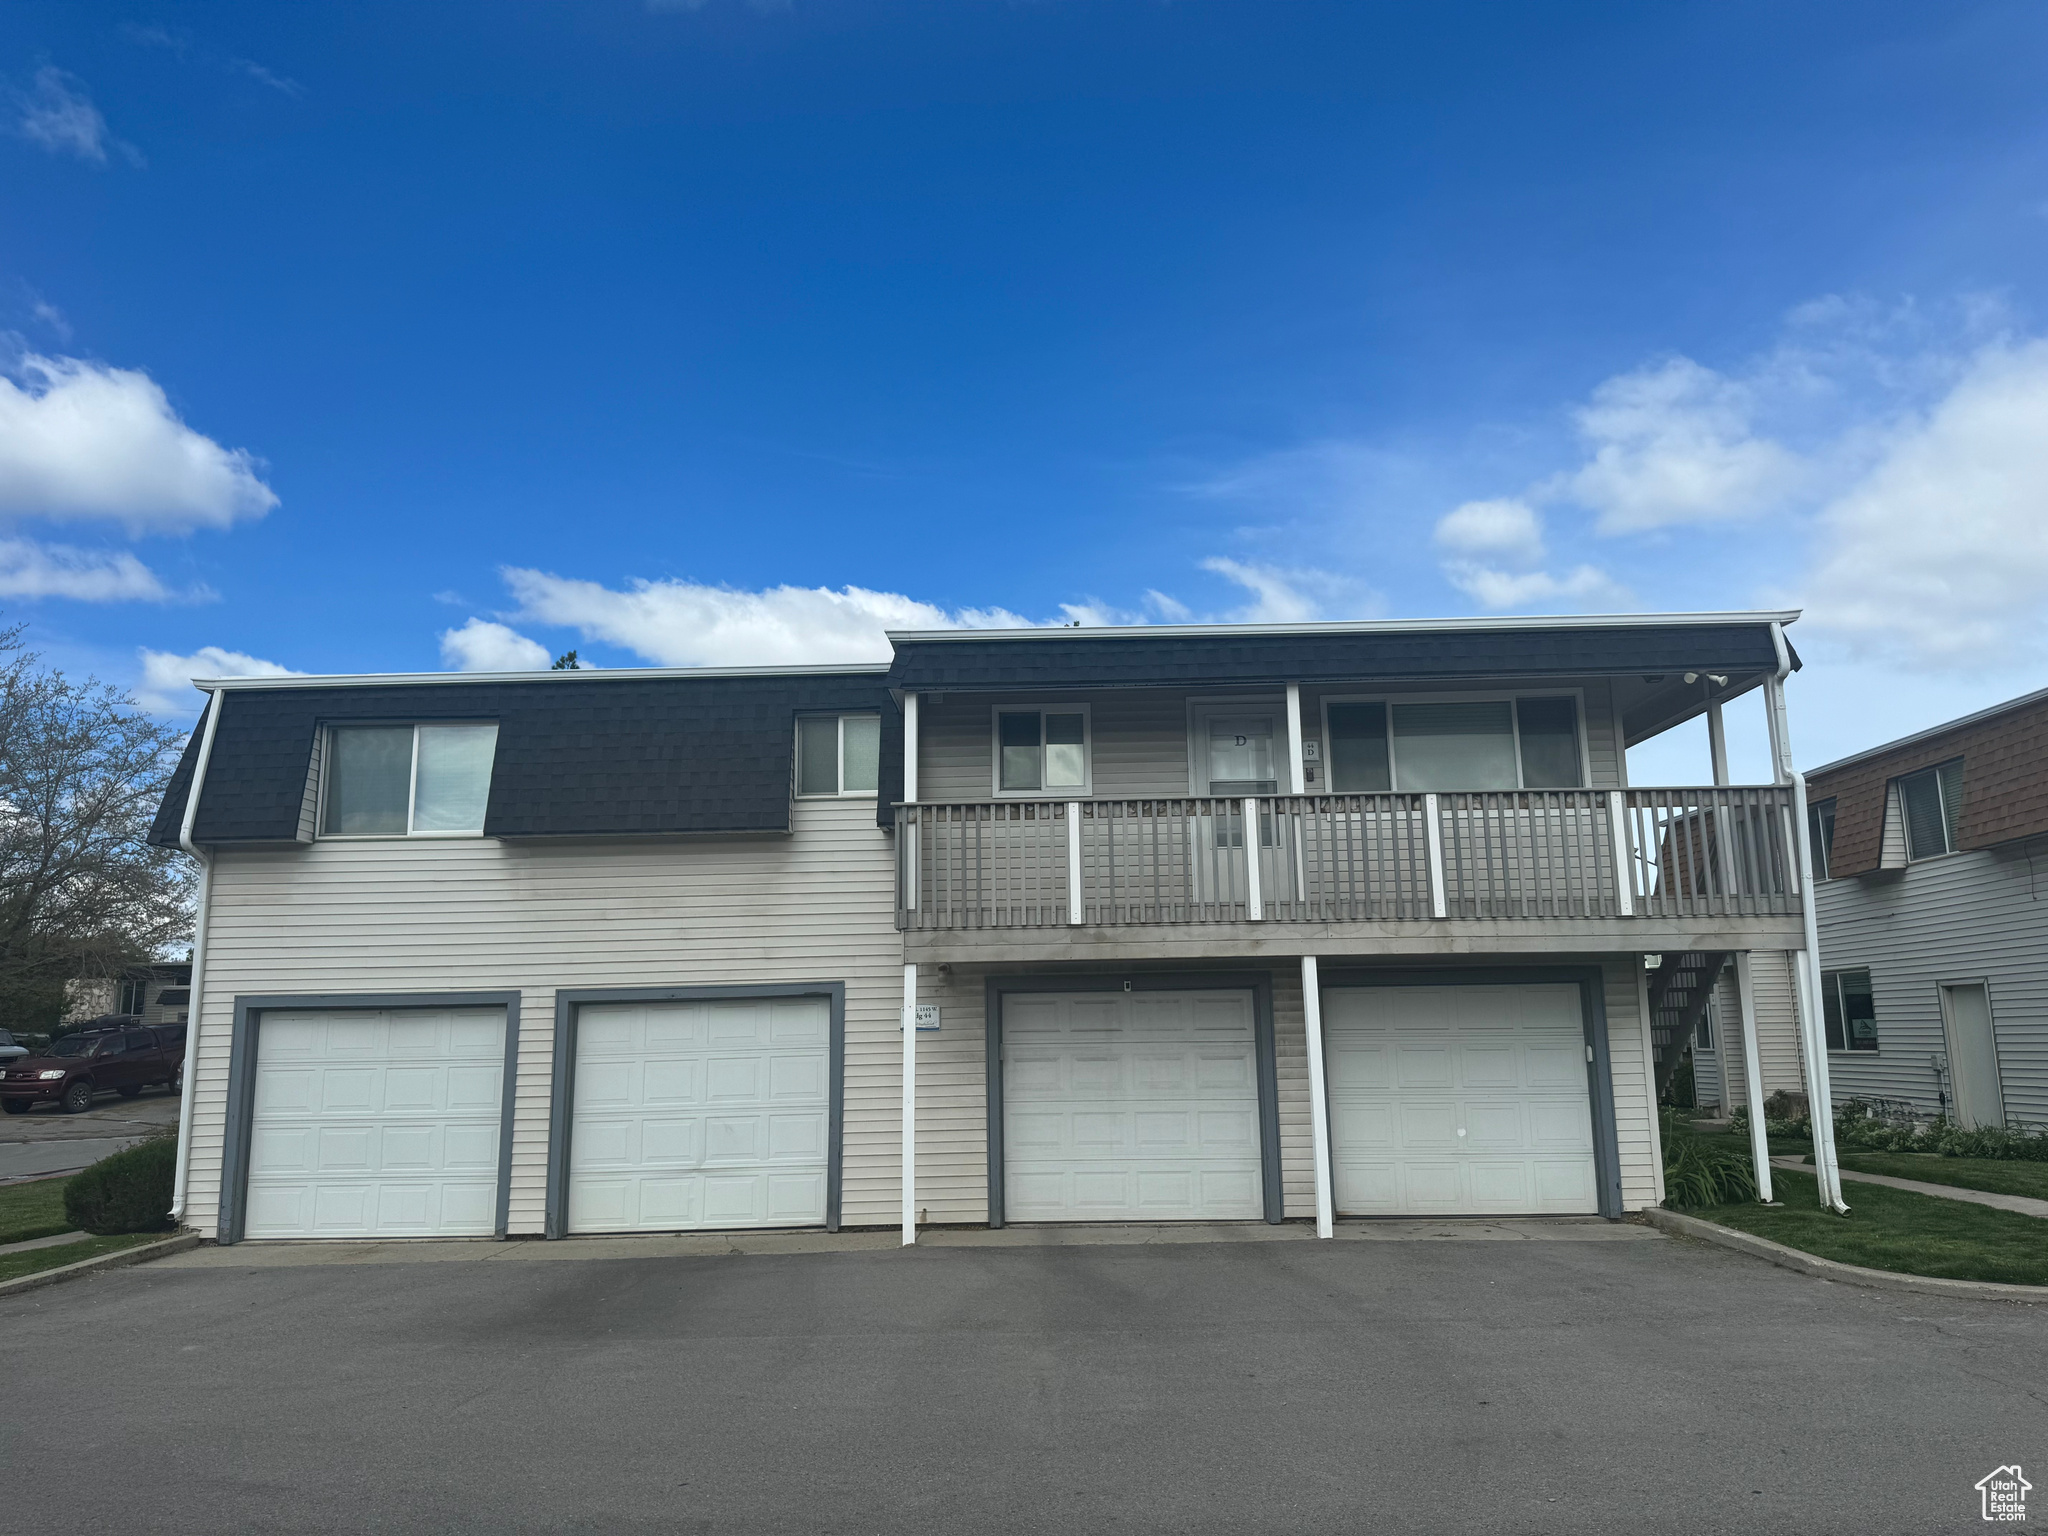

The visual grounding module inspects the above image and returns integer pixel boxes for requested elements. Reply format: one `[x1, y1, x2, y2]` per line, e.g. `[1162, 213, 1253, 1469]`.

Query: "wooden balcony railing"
[894, 786, 1801, 932]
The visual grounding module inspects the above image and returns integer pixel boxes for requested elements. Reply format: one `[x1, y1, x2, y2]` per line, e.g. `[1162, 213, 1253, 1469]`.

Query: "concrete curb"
[0, 1232, 201, 1300]
[1638, 1208, 2048, 1302]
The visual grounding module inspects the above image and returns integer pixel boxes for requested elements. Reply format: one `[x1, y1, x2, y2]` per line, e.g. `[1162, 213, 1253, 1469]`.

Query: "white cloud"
[1798, 336, 2048, 668]
[503, 569, 1034, 667]
[1559, 357, 1807, 531]
[1434, 498, 1546, 564]
[0, 538, 171, 602]
[1444, 563, 1631, 610]
[0, 354, 277, 530]
[1198, 557, 1380, 624]
[1431, 497, 1629, 612]
[440, 618, 551, 673]
[136, 644, 300, 713]
[13, 65, 137, 165]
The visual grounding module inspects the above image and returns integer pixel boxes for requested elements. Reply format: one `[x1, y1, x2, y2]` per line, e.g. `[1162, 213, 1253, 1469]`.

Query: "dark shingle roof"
[149, 671, 899, 846]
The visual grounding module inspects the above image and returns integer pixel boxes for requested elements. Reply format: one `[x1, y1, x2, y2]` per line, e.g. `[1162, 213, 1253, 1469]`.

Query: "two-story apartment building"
[1792, 685, 2048, 1131]
[148, 610, 1846, 1246]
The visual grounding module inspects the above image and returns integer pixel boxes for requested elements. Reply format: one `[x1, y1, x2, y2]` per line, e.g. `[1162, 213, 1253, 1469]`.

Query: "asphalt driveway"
[0, 1229, 2040, 1534]
[0, 1083, 179, 1181]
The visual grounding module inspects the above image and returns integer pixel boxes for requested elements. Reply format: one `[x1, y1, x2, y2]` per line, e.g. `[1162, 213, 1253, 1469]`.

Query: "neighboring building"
[1801, 686, 2048, 1130]
[149, 611, 1837, 1245]
[62, 963, 195, 1028]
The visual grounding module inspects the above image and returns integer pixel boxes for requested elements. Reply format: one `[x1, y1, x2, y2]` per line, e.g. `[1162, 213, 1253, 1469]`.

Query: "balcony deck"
[896, 787, 1808, 963]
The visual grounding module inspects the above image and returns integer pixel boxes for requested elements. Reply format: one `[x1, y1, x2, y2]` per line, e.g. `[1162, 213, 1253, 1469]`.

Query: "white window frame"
[1820, 966, 1880, 1054]
[1894, 758, 1964, 861]
[795, 712, 882, 799]
[1315, 689, 1592, 793]
[316, 722, 499, 840]
[989, 704, 1093, 799]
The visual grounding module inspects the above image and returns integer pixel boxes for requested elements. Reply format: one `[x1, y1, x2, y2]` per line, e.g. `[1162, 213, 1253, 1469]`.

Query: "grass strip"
[1823, 1153, 2048, 1204]
[0, 1231, 165, 1284]
[1679, 1168, 2048, 1286]
[0, 1175, 74, 1245]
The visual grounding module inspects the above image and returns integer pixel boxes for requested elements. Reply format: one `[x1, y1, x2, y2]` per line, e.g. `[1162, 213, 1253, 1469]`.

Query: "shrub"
[63, 1136, 176, 1235]
[1662, 1111, 1760, 1209]
[1830, 1100, 2048, 1162]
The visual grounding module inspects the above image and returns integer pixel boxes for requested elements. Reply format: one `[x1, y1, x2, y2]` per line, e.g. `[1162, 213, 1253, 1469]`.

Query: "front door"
[1941, 983, 2004, 1129]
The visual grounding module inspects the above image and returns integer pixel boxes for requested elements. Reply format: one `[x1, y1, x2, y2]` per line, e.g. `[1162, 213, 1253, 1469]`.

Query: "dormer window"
[1897, 758, 1963, 860]
[321, 723, 500, 837]
[797, 713, 881, 797]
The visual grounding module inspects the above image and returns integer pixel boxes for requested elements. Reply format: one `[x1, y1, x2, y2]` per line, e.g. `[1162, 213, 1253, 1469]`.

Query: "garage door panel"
[1326, 984, 1598, 1217]
[246, 1008, 506, 1240]
[567, 997, 830, 1234]
[1002, 991, 1263, 1224]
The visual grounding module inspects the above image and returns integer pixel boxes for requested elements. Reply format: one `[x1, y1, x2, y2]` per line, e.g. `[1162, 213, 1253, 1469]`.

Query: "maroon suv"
[0, 1020, 186, 1115]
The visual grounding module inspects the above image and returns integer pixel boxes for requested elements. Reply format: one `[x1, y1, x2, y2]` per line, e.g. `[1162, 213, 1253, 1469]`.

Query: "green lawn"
[0, 1175, 75, 1245]
[1679, 1168, 2048, 1286]
[1824, 1153, 2048, 1203]
[0, 1232, 167, 1284]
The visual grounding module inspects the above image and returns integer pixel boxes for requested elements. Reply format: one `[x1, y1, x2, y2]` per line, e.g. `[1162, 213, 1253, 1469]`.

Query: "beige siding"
[1605, 959, 1660, 1211]
[912, 679, 1631, 804]
[294, 728, 322, 844]
[186, 799, 902, 1239]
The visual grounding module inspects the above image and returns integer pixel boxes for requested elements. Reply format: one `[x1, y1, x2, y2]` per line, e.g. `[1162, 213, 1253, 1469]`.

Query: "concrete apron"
[157, 1216, 1661, 1269]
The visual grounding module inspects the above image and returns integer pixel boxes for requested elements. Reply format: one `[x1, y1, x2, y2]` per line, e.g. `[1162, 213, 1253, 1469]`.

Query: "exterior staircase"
[1649, 951, 1730, 1101]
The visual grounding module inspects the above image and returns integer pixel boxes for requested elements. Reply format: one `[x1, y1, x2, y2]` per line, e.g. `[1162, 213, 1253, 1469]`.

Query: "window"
[993, 709, 1089, 795]
[322, 723, 500, 837]
[1324, 695, 1583, 793]
[1807, 798, 1836, 880]
[1821, 968, 1878, 1052]
[116, 980, 146, 1015]
[1694, 1006, 1715, 1052]
[156, 988, 190, 1007]
[1897, 759, 1963, 860]
[94, 1034, 128, 1057]
[123, 1029, 156, 1053]
[796, 714, 880, 797]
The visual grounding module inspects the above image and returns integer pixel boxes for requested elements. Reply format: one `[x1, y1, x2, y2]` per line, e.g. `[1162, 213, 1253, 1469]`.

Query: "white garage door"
[1325, 983, 1598, 1216]
[568, 997, 830, 1234]
[1003, 991, 1263, 1223]
[245, 1008, 506, 1240]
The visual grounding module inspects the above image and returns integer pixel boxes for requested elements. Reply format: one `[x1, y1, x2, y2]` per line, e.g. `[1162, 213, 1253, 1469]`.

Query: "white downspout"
[1767, 624, 1848, 1213]
[169, 688, 224, 1225]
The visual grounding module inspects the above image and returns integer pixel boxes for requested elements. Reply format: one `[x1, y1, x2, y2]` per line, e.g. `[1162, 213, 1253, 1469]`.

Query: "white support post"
[1707, 700, 1730, 787]
[1734, 952, 1774, 1203]
[1243, 798, 1264, 920]
[1301, 956, 1334, 1239]
[1763, 630, 1848, 1213]
[1067, 801, 1084, 925]
[1607, 791, 1634, 917]
[901, 962, 917, 1245]
[1424, 793, 1447, 919]
[1284, 683, 1305, 796]
[901, 691, 919, 803]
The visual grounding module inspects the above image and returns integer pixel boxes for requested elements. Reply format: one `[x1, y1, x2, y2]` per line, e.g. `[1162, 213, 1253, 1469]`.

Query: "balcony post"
[1067, 802, 1084, 924]
[1734, 952, 1775, 1204]
[1302, 955, 1334, 1239]
[1606, 791, 1634, 918]
[1243, 798, 1264, 920]
[1423, 793, 1447, 919]
[901, 961, 917, 1246]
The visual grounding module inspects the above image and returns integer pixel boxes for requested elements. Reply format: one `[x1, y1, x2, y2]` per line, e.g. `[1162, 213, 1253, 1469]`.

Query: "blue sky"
[3, 1, 2047, 776]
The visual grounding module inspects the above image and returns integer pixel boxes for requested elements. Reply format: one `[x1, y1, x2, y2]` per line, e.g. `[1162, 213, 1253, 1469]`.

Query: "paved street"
[1, 1227, 2041, 1534]
[0, 1086, 179, 1181]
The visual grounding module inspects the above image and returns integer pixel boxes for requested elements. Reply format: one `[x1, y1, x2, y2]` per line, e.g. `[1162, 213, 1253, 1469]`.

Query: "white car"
[0, 1030, 27, 1066]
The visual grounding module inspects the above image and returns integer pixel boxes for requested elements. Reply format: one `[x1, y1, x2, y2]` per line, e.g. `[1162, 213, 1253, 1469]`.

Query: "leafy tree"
[0, 624, 193, 1029]
[551, 650, 581, 670]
